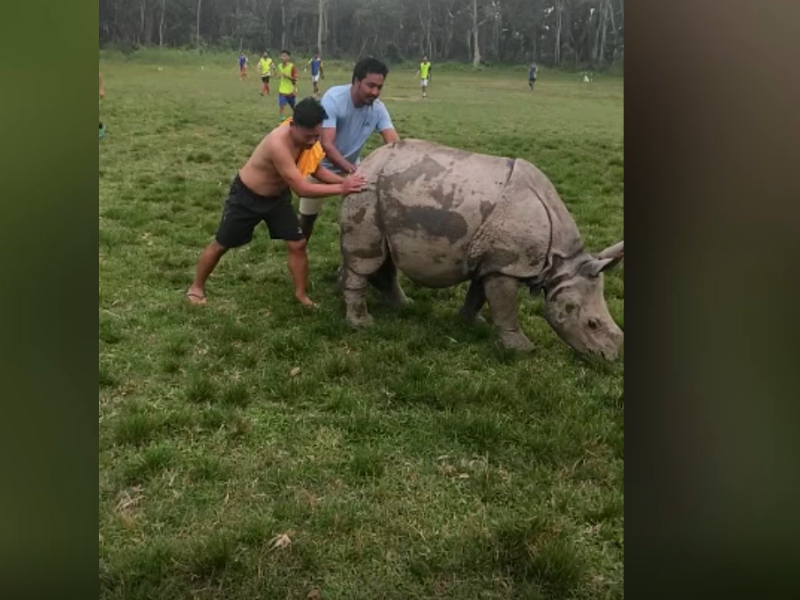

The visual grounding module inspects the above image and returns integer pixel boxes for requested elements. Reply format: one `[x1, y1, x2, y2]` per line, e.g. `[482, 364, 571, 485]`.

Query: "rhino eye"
[565, 303, 577, 315]
[588, 318, 600, 330]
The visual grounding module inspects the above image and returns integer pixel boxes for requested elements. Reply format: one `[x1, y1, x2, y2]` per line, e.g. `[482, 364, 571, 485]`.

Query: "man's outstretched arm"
[273, 145, 364, 197]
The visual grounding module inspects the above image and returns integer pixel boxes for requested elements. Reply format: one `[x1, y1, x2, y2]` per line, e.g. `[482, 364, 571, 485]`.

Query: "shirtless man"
[186, 97, 366, 307]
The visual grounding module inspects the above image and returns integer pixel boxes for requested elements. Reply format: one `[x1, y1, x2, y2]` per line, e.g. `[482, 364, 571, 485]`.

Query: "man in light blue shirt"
[298, 57, 399, 241]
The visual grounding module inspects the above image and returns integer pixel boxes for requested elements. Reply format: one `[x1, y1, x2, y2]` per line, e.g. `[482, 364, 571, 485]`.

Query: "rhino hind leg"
[341, 267, 374, 328]
[483, 274, 533, 351]
[340, 190, 386, 328]
[459, 278, 487, 323]
[368, 254, 411, 308]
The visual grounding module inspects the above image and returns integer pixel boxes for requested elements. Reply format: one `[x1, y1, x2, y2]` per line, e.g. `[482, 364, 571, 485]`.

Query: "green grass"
[99, 51, 623, 599]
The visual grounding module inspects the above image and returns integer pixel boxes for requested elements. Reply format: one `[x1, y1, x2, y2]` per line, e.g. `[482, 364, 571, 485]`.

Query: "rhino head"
[539, 241, 624, 360]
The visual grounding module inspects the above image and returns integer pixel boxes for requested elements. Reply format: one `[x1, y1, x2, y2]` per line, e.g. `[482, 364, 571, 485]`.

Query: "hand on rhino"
[341, 172, 368, 195]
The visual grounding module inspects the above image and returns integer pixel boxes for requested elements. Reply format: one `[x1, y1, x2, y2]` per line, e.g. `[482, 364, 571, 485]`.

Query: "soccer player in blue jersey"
[307, 51, 324, 97]
[238, 52, 249, 81]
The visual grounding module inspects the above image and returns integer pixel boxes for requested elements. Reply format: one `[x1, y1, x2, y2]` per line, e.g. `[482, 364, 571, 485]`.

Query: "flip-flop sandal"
[185, 291, 206, 304]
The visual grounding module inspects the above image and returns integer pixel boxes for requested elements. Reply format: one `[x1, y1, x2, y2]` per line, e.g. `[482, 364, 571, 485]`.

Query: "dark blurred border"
[0, 1, 98, 599]
[627, 1, 800, 599]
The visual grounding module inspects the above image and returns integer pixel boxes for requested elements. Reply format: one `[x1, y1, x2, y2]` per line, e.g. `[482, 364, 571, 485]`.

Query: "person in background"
[416, 55, 432, 99]
[307, 51, 324, 97]
[257, 51, 275, 96]
[277, 50, 298, 118]
[239, 52, 249, 81]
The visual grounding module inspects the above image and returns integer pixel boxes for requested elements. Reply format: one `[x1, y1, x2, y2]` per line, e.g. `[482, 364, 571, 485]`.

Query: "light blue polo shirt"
[319, 84, 394, 173]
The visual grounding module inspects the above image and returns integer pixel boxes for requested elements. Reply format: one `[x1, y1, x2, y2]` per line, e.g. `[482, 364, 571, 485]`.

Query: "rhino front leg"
[459, 278, 487, 323]
[483, 274, 533, 351]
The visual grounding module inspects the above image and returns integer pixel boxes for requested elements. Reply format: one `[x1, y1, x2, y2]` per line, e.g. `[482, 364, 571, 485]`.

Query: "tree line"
[99, 0, 623, 68]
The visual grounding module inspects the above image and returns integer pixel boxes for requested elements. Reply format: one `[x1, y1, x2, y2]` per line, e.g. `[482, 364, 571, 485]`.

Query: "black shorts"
[261, 75, 270, 82]
[215, 175, 303, 247]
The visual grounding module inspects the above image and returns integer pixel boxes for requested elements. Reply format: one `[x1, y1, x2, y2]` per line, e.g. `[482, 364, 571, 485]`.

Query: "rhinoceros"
[338, 139, 624, 360]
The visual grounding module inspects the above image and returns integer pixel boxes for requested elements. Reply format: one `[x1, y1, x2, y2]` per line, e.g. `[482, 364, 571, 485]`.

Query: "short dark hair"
[293, 97, 328, 128]
[352, 57, 388, 84]
[281, 49, 290, 55]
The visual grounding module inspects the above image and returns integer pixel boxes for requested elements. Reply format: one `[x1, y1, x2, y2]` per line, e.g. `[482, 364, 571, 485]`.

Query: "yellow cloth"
[279, 117, 325, 177]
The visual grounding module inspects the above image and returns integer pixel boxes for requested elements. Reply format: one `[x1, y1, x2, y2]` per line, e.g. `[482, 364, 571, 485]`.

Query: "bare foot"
[295, 294, 318, 308]
[186, 287, 207, 305]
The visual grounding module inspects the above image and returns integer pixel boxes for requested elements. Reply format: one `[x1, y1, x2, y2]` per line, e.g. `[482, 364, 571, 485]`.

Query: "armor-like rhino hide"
[339, 139, 624, 360]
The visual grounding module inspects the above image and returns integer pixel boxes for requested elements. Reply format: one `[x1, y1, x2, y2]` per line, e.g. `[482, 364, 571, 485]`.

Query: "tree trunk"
[261, 0, 272, 49]
[444, 7, 454, 60]
[493, 2, 501, 61]
[418, 10, 424, 56]
[572, 19, 578, 68]
[144, 0, 156, 45]
[598, 0, 610, 66]
[426, 0, 433, 57]
[418, 5, 430, 57]
[355, 34, 371, 60]
[554, 0, 561, 66]
[316, 0, 322, 53]
[235, 0, 241, 49]
[196, 0, 202, 47]
[472, 0, 481, 66]
[317, 0, 326, 54]
[159, 0, 166, 47]
[281, 0, 287, 50]
[138, 0, 145, 44]
[608, 0, 619, 63]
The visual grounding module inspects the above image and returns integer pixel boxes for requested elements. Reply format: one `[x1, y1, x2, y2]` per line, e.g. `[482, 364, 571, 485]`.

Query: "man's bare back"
[238, 126, 302, 197]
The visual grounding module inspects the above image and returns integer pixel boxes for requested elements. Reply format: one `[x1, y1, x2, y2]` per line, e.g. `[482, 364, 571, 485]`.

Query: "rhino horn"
[597, 241, 624, 260]
[579, 241, 624, 278]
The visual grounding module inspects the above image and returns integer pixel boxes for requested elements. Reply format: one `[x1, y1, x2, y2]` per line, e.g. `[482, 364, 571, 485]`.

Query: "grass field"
[99, 50, 624, 599]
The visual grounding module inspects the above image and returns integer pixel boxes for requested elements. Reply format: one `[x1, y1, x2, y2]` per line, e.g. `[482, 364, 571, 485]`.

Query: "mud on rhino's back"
[364, 140, 514, 287]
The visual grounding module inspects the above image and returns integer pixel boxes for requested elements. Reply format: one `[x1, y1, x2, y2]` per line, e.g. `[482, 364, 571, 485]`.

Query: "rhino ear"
[580, 241, 624, 278]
